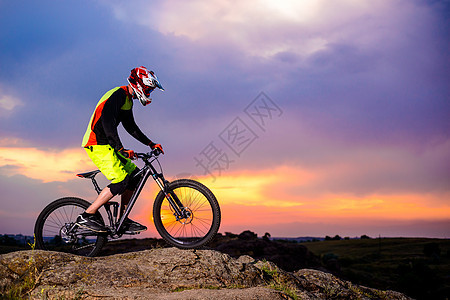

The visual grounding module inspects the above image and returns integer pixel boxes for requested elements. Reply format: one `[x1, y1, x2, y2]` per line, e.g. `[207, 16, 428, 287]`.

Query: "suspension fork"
[155, 176, 186, 214]
[154, 176, 187, 219]
[114, 163, 185, 232]
[144, 161, 188, 220]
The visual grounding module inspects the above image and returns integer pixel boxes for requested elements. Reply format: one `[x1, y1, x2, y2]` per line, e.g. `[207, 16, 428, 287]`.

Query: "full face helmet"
[128, 66, 164, 106]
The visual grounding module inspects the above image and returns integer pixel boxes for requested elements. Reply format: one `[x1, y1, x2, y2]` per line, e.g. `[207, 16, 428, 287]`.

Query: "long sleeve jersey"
[82, 86, 151, 151]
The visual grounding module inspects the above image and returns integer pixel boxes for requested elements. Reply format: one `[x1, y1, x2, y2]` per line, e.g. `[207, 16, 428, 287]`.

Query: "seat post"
[91, 178, 102, 195]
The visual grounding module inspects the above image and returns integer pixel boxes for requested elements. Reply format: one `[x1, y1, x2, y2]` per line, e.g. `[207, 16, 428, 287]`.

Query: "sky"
[0, 0, 449, 238]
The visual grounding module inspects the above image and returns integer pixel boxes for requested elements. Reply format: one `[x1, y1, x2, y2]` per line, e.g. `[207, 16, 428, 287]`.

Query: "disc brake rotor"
[60, 223, 76, 244]
[179, 207, 193, 224]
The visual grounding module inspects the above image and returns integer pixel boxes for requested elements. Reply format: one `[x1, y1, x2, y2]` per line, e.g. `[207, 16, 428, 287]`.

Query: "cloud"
[0, 1, 166, 148]
[103, 0, 450, 148]
[105, 0, 437, 61]
[206, 166, 313, 208]
[1, 0, 449, 238]
[0, 86, 22, 116]
[202, 161, 450, 219]
[0, 95, 21, 111]
[0, 146, 94, 182]
[0, 171, 98, 235]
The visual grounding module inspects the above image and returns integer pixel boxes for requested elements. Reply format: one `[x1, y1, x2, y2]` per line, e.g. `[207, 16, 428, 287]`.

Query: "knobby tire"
[153, 179, 221, 249]
[34, 197, 107, 257]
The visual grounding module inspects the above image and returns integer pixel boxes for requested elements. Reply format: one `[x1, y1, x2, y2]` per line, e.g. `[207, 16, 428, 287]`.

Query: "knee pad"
[108, 176, 130, 196]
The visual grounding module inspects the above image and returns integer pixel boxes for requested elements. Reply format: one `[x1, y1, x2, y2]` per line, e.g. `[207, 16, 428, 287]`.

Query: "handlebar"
[135, 149, 165, 179]
[135, 148, 162, 160]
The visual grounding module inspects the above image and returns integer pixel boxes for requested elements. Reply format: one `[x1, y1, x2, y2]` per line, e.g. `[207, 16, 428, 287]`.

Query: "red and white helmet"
[128, 66, 164, 106]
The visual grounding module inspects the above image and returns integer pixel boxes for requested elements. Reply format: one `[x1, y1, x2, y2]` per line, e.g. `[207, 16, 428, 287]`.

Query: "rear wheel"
[153, 179, 221, 249]
[34, 197, 107, 257]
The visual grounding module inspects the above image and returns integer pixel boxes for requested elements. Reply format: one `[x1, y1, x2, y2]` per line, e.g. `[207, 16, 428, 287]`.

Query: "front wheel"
[153, 179, 221, 249]
[34, 197, 107, 257]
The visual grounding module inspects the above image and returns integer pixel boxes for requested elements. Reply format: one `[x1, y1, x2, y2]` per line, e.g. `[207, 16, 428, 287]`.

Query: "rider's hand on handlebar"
[149, 142, 164, 155]
[119, 148, 137, 160]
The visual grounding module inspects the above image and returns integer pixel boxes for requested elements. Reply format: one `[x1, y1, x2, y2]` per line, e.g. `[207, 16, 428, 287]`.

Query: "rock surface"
[0, 248, 412, 299]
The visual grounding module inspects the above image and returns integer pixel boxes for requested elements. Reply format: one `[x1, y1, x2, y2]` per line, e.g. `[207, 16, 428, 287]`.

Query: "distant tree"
[325, 235, 342, 241]
[51, 235, 62, 245]
[225, 232, 238, 238]
[263, 232, 271, 241]
[0, 235, 18, 246]
[360, 234, 371, 239]
[238, 230, 257, 240]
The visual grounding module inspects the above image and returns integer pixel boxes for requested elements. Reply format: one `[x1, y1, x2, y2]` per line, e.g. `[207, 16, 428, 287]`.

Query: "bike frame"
[85, 151, 186, 238]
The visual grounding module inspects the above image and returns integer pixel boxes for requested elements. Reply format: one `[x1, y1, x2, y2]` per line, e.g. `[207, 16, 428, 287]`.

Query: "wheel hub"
[60, 223, 76, 244]
[179, 207, 193, 224]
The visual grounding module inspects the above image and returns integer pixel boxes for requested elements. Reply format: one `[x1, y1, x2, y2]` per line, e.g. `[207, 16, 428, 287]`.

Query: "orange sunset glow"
[1, 140, 449, 238]
[1, 144, 449, 238]
[1, 0, 449, 239]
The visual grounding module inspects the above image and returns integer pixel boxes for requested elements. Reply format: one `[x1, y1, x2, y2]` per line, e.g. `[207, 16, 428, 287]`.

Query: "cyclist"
[76, 66, 164, 233]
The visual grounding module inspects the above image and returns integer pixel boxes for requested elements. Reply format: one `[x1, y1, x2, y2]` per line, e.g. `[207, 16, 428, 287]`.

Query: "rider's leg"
[119, 188, 147, 233]
[86, 187, 114, 214]
[79, 145, 142, 232]
[76, 179, 128, 232]
[120, 189, 133, 217]
[76, 186, 114, 233]
[119, 168, 142, 217]
[86, 174, 129, 214]
[118, 167, 146, 233]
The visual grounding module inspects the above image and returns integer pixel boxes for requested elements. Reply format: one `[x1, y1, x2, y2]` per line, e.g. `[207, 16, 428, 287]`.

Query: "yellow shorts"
[85, 145, 136, 184]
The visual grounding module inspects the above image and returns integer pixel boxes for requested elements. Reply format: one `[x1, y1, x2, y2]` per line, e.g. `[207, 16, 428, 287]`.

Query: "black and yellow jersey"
[82, 86, 151, 150]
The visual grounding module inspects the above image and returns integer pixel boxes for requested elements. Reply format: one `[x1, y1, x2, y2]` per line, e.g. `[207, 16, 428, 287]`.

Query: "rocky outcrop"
[0, 248, 412, 299]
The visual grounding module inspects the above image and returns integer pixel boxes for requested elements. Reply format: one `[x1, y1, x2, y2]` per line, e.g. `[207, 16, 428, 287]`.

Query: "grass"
[2, 235, 41, 299]
[260, 260, 299, 300]
[302, 237, 450, 299]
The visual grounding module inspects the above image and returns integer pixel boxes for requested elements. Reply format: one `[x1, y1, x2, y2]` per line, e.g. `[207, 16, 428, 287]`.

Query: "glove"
[118, 148, 136, 159]
[149, 142, 164, 155]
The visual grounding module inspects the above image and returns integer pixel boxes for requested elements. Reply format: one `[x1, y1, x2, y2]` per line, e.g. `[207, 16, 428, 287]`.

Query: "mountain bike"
[34, 150, 221, 257]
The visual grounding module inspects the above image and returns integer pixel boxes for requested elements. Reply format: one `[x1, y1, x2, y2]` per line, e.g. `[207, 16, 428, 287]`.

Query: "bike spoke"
[36, 199, 105, 257]
[154, 179, 220, 248]
[160, 186, 214, 241]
